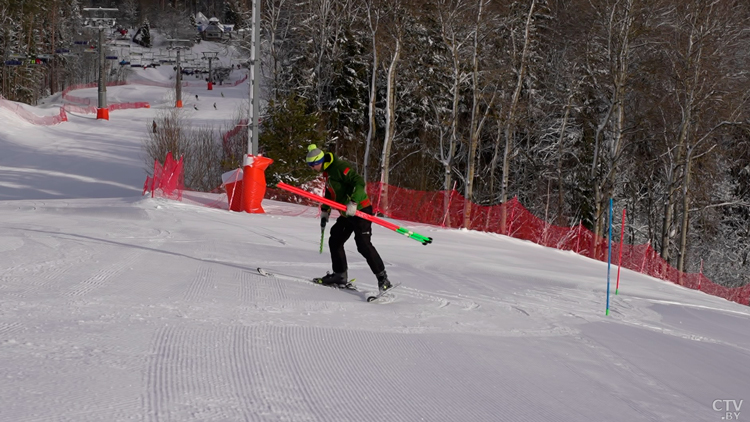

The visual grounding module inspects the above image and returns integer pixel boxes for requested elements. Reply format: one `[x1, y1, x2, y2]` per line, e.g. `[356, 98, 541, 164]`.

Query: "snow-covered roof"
[195, 12, 208, 25]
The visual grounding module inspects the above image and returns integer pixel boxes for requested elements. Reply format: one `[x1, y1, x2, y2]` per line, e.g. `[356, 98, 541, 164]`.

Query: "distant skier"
[193, 105, 198, 111]
[306, 144, 392, 292]
[221, 92, 225, 97]
[195, 94, 199, 101]
[213, 102, 217, 110]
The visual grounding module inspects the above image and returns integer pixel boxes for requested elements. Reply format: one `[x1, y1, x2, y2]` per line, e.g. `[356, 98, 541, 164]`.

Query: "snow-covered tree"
[133, 19, 152, 47]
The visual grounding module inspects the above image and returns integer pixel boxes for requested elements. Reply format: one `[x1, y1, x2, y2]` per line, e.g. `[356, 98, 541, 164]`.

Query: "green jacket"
[320, 152, 371, 214]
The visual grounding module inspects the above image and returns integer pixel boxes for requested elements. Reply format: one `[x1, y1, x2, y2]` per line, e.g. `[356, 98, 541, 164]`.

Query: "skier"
[306, 144, 392, 292]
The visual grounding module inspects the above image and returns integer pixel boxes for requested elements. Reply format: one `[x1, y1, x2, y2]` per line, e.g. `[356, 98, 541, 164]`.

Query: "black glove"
[320, 209, 330, 228]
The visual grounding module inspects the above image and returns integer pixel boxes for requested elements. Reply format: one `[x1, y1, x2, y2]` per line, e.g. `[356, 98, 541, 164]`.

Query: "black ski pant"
[329, 205, 385, 276]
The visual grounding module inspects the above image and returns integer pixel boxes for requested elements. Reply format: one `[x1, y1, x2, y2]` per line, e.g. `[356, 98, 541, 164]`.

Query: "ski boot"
[315, 271, 349, 287]
[376, 270, 392, 292]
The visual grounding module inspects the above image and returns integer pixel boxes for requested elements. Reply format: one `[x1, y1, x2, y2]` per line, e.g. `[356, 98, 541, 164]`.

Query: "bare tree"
[497, 0, 537, 232]
[433, 0, 472, 224]
[299, 0, 359, 110]
[462, 0, 497, 227]
[362, 0, 381, 182]
[377, 0, 406, 212]
[658, 0, 750, 271]
[582, 0, 641, 256]
[262, 0, 291, 100]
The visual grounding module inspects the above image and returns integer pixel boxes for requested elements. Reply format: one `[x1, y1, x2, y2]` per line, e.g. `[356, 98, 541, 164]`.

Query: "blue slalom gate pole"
[606, 198, 613, 315]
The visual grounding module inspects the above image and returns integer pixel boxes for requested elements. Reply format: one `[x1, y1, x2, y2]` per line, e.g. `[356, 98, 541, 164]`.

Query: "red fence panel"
[144, 153, 184, 201]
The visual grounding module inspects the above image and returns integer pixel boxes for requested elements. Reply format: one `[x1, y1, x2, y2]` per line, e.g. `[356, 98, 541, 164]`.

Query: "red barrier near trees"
[366, 182, 750, 306]
[144, 169, 748, 306]
[143, 153, 184, 201]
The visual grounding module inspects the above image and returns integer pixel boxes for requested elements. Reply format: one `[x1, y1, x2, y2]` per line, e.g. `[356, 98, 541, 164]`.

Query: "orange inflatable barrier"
[242, 155, 273, 213]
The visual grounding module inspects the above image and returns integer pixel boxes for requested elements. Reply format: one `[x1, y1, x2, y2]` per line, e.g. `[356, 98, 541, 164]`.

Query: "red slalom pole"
[277, 182, 433, 245]
[616, 208, 626, 294]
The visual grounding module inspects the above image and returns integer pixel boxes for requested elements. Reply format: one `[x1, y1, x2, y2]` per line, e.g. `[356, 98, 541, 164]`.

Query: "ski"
[366, 282, 401, 303]
[257, 268, 397, 303]
[256, 267, 358, 291]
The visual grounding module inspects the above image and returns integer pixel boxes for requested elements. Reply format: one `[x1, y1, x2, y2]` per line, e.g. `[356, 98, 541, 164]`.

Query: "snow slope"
[0, 41, 748, 422]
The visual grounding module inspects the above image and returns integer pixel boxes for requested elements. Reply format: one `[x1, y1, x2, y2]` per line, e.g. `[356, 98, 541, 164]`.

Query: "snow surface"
[1, 41, 749, 422]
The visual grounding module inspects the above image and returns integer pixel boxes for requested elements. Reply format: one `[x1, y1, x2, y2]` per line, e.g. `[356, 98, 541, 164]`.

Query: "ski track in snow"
[0, 232, 90, 298]
[182, 266, 215, 302]
[141, 324, 533, 422]
[66, 248, 146, 297]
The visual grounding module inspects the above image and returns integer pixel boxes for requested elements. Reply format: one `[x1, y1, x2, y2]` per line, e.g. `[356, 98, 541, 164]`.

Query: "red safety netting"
[141, 158, 748, 306]
[0, 94, 67, 125]
[62, 81, 126, 104]
[367, 182, 750, 306]
[111, 102, 150, 110]
[62, 104, 97, 114]
[221, 169, 244, 212]
[143, 153, 184, 201]
[61, 82, 150, 112]
[58, 76, 248, 113]
[222, 119, 247, 145]
[227, 74, 248, 86]
[61, 84, 91, 105]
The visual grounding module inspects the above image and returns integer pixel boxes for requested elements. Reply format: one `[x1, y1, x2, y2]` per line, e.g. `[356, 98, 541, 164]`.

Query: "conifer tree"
[259, 95, 326, 186]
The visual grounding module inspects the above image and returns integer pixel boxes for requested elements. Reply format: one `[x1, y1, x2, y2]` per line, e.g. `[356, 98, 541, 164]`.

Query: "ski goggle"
[307, 157, 324, 167]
